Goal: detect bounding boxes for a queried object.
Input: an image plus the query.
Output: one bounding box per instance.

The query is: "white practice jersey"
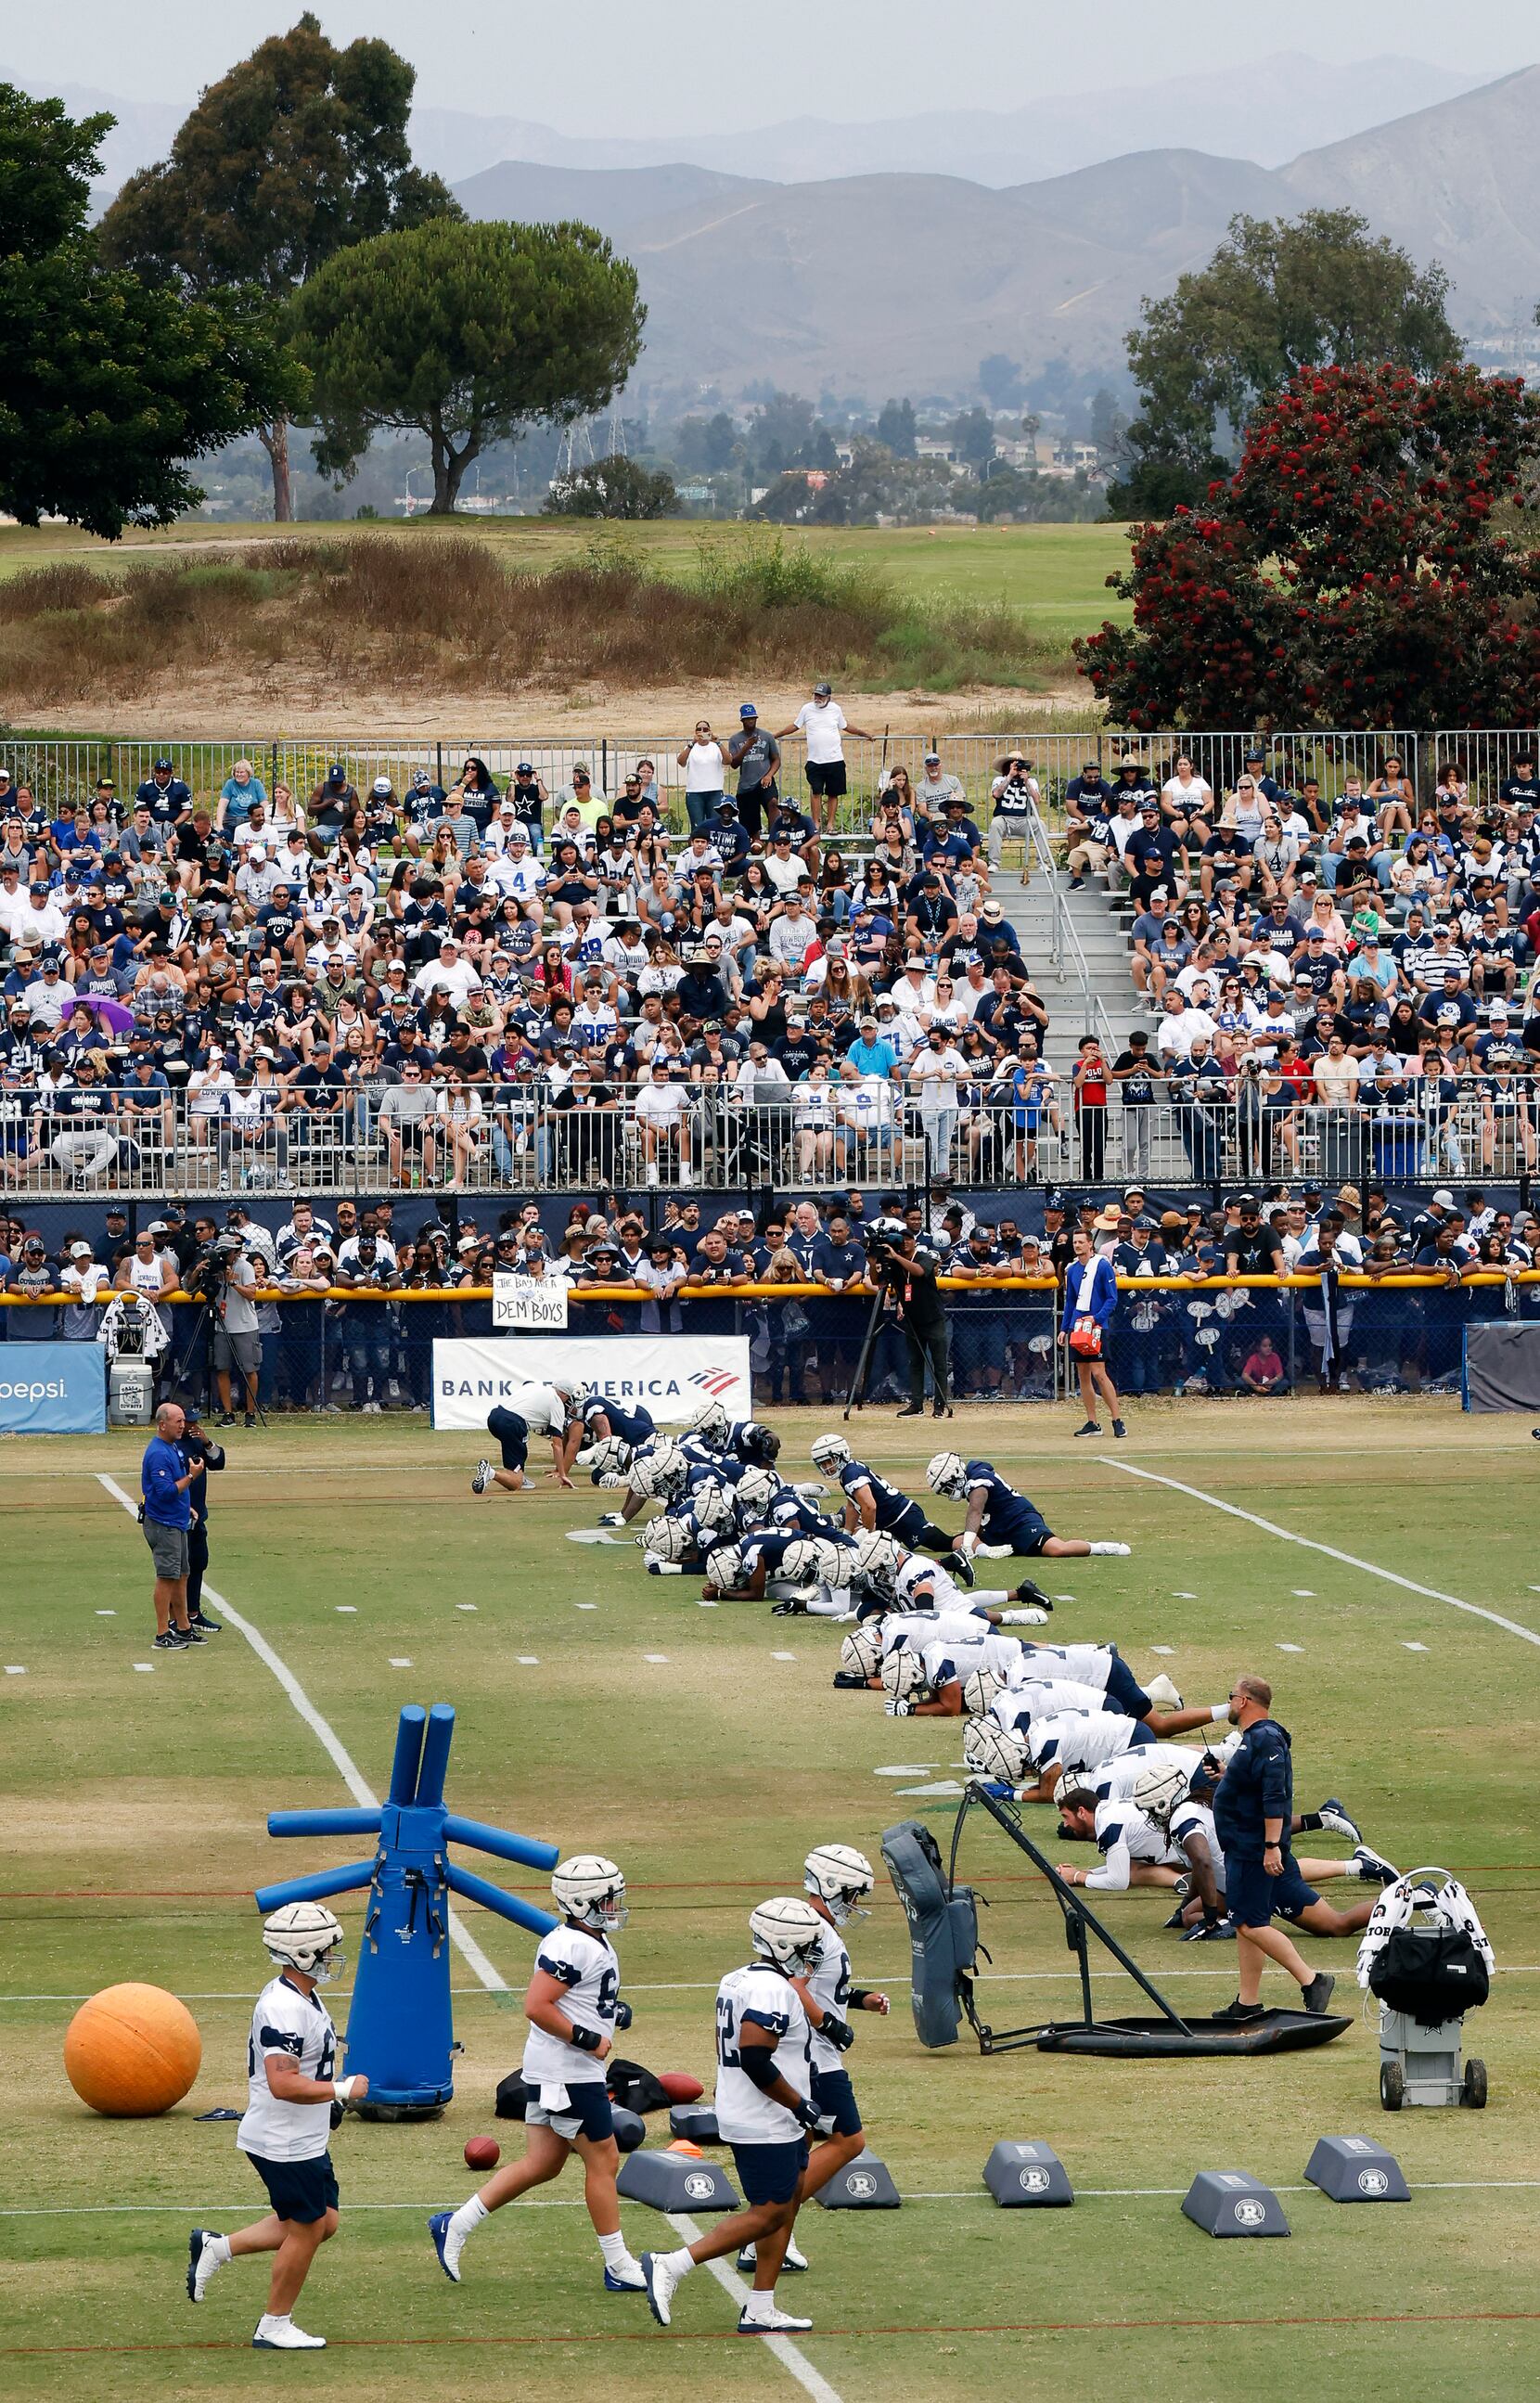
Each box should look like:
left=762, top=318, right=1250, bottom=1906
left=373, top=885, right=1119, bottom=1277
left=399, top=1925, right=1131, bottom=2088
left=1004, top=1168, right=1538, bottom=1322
left=510, top=1381, right=571, bottom=1438
left=880, top=1606, right=987, bottom=1659
left=522, top=1922, right=621, bottom=2088
left=1091, top=1742, right=1205, bottom=1805
left=919, top=1631, right=1020, bottom=1690
left=1000, top=1675, right=1108, bottom=1725
left=1171, top=1796, right=1226, bottom=1893
left=805, top=1918, right=853, bottom=2075
left=1015, top=1642, right=1115, bottom=1693
left=237, top=1973, right=337, bottom=2164
left=713, top=1961, right=812, bottom=2143
left=1083, top=1795, right=1177, bottom=1893
left=892, top=1553, right=977, bottom=1615
left=1031, top=1711, right=1148, bottom=1777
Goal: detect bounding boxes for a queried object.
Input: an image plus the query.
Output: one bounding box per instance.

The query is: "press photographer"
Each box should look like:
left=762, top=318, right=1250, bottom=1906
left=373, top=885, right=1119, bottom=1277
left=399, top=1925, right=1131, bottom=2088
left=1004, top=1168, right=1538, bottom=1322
left=863, top=1216, right=953, bottom=1420
left=190, top=1230, right=263, bottom=1429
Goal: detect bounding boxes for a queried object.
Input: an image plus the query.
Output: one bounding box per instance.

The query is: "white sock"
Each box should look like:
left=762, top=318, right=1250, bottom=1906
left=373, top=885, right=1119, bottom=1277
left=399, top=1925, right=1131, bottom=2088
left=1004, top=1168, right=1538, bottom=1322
left=256, top=2313, right=290, bottom=2333
left=597, top=2230, right=635, bottom=2269
left=449, top=2194, right=490, bottom=2242
left=662, top=2246, right=695, bottom=2279
left=742, top=2283, right=776, bottom=2319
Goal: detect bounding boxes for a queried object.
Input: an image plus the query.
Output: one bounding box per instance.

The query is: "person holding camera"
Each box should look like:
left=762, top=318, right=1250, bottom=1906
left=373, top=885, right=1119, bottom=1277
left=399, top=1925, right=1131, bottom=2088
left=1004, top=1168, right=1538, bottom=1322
left=208, top=1235, right=263, bottom=1429
left=866, top=1218, right=953, bottom=1420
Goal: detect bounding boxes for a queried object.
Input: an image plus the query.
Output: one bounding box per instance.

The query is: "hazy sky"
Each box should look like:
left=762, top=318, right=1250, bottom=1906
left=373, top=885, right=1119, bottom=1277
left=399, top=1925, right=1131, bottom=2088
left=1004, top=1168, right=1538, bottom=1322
left=5, top=0, right=1527, bottom=126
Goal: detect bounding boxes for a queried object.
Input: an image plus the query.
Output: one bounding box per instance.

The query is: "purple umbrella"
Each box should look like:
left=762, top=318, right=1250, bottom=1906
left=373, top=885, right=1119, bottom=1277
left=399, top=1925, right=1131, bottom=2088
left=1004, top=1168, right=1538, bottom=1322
left=76, top=995, right=135, bottom=1038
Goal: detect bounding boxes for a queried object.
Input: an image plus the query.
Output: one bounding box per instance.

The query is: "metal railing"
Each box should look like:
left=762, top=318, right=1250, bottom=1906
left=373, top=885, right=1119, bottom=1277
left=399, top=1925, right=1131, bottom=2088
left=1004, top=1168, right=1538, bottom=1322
left=4, top=1082, right=1536, bottom=1201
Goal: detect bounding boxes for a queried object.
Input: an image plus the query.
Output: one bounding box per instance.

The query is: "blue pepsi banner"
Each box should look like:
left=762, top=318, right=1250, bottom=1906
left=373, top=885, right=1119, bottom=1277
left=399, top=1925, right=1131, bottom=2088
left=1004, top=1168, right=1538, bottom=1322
left=0, top=1343, right=108, bottom=1434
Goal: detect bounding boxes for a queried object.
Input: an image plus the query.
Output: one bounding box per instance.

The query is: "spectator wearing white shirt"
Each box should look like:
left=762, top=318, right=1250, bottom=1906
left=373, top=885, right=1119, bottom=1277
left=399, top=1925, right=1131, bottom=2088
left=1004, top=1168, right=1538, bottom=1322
left=1155, top=991, right=1219, bottom=1064
left=768, top=895, right=818, bottom=973
left=633, top=1061, right=691, bottom=1187
left=908, top=1029, right=968, bottom=1174
left=411, top=938, right=480, bottom=1009
left=776, top=682, right=874, bottom=835
left=677, top=721, right=728, bottom=834
left=760, top=830, right=806, bottom=897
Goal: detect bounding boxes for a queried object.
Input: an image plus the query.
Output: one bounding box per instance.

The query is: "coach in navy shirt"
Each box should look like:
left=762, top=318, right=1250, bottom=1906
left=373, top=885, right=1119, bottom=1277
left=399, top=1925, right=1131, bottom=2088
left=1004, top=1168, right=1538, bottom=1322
left=1213, top=1674, right=1336, bottom=2023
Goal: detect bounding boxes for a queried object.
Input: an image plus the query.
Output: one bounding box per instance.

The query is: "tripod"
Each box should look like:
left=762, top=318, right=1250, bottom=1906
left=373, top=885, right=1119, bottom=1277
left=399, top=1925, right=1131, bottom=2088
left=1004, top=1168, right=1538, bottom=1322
left=841, top=1283, right=888, bottom=1419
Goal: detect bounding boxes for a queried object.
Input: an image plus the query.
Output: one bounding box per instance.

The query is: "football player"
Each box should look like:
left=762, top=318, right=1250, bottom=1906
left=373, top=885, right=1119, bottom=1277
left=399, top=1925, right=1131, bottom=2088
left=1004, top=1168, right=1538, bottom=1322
left=1129, top=1761, right=1397, bottom=1939
left=811, top=1433, right=961, bottom=1559
left=852, top=1528, right=1054, bottom=1622
left=430, top=1857, right=643, bottom=2294
left=704, top=1527, right=857, bottom=1614
left=643, top=1898, right=824, bottom=2337
left=564, top=1387, right=656, bottom=1476
left=186, top=1902, right=366, bottom=2350
left=774, top=1847, right=890, bottom=2246
left=597, top=1437, right=688, bottom=1530
left=926, top=1450, right=1132, bottom=1561
left=471, top=1382, right=577, bottom=1496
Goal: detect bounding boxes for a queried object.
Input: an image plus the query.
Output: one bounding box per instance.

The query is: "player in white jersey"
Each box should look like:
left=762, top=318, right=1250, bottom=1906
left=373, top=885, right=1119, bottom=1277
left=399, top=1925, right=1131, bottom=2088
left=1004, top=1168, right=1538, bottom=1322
left=471, top=1381, right=577, bottom=1496
left=643, top=1898, right=825, bottom=2338
left=882, top=1629, right=1026, bottom=1716
left=1000, top=1650, right=1227, bottom=1741
left=186, top=1903, right=366, bottom=2351
left=430, top=1857, right=642, bottom=2292
left=1143, top=1767, right=1397, bottom=1941
left=1054, top=1788, right=1187, bottom=1893
left=876, top=1539, right=1052, bottom=1624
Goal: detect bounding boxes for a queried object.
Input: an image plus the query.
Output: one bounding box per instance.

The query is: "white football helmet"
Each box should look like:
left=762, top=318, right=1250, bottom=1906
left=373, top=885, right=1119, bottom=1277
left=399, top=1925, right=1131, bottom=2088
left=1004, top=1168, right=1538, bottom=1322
left=734, top=1465, right=779, bottom=1518
left=1132, top=1760, right=1195, bottom=1831
left=262, top=1900, right=345, bottom=1982
left=705, top=1542, right=744, bottom=1591
left=642, top=1514, right=692, bottom=1563
left=748, top=1894, right=824, bottom=1972
left=784, top=1534, right=844, bottom=1587
left=804, top=1843, right=874, bottom=1924
left=689, top=1481, right=736, bottom=1535
left=963, top=1717, right=1029, bottom=1783
left=551, top=1854, right=628, bottom=1932
left=927, top=1450, right=967, bottom=1497
left=810, top=1432, right=852, bottom=1472
left=853, top=1526, right=902, bottom=1586
left=687, top=1396, right=731, bottom=1446
left=582, top=1435, right=632, bottom=1476
left=882, top=1650, right=929, bottom=1703
left=629, top=1439, right=686, bottom=1501
left=960, top=1665, right=1005, bottom=1716
left=841, top=1626, right=882, bottom=1679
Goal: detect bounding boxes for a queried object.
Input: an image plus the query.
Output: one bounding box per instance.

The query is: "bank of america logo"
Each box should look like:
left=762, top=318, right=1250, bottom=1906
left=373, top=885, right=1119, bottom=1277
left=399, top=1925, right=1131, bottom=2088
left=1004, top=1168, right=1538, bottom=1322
left=689, top=1368, right=740, bottom=1396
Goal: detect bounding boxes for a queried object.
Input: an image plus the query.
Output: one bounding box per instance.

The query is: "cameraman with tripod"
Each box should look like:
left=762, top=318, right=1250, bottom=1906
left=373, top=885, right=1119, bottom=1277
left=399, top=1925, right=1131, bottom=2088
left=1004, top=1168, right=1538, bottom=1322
left=194, top=1230, right=263, bottom=1430
left=860, top=1217, right=953, bottom=1420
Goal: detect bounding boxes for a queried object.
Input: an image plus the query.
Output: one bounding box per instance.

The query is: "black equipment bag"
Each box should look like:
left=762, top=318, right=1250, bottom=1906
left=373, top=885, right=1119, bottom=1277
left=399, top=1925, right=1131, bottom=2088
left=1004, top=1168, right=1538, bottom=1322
left=881, top=1818, right=978, bottom=2049
left=1368, top=1927, right=1490, bottom=2026
left=495, top=2055, right=674, bottom=2119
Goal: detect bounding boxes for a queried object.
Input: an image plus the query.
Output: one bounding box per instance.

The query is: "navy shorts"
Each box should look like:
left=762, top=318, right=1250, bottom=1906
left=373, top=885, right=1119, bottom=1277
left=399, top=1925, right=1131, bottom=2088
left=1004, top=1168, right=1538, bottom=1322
left=525, top=2079, right=614, bottom=2143
left=995, top=1509, right=1052, bottom=1557
left=1105, top=1659, right=1152, bottom=1719
left=1227, top=1852, right=1319, bottom=1930
left=810, top=2066, right=862, bottom=2138
left=245, top=2148, right=339, bottom=2225
left=730, top=2137, right=808, bottom=2206
left=486, top=1407, right=528, bottom=1472
left=886, top=1498, right=928, bottom=1548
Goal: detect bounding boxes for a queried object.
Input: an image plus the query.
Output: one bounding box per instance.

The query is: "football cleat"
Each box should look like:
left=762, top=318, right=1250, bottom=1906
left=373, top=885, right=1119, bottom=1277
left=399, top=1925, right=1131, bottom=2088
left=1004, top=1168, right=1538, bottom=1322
left=252, top=2321, right=327, bottom=2348
left=429, top=2210, right=462, bottom=2281
left=1353, top=1844, right=1400, bottom=1886
left=1317, top=1798, right=1362, bottom=1844
left=738, top=2235, right=808, bottom=2272
left=641, top=2251, right=680, bottom=2326
left=470, top=1459, right=492, bottom=1495
left=597, top=1510, right=626, bottom=1527
left=1180, top=1916, right=1236, bottom=1942
left=738, top=2306, right=814, bottom=2333
left=187, top=2228, right=224, bottom=2302
left=603, top=2259, right=647, bottom=2292
left=942, top=1548, right=975, bottom=1587
left=1145, top=1673, right=1184, bottom=1711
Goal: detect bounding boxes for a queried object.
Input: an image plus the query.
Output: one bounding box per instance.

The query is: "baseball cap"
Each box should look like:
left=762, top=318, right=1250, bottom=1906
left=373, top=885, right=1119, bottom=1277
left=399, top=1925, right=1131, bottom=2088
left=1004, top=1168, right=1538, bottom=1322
left=68, top=1240, right=93, bottom=1258
left=813, top=680, right=832, bottom=698
left=739, top=703, right=758, bottom=719
left=153, top=756, right=173, bottom=772
left=923, top=750, right=941, bottom=765
left=327, top=762, right=348, bottom=786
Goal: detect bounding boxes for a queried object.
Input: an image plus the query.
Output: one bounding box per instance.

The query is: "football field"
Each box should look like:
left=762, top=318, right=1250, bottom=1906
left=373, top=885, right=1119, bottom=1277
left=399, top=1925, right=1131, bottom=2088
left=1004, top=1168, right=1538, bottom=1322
left=4, top=1399, right=1539, bottom=2402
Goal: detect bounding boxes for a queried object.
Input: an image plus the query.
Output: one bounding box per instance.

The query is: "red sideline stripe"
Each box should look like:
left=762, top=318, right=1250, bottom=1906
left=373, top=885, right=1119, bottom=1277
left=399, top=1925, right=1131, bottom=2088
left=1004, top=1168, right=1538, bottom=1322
left=7, top=2307, right=1540, bottom=2358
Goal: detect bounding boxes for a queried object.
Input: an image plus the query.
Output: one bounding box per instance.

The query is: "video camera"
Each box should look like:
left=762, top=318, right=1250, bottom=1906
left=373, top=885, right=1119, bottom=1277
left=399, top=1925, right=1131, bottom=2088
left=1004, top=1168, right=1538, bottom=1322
left=861, top=1215, right=910, bottom=1264
left=185, top=1228, right=246, bottom=1298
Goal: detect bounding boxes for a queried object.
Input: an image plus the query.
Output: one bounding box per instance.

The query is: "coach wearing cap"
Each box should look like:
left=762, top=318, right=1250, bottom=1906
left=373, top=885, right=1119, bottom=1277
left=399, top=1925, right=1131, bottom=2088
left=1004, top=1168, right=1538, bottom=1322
left=1213, top=1674, right=1337, bottom=2022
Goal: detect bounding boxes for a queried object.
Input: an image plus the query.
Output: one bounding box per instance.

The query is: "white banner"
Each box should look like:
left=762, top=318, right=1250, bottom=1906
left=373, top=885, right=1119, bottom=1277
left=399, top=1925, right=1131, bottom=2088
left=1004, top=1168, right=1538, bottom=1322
left=430, top=1336, right=751, bottom=1432
left=492, top=1275, right=569, bottom=1331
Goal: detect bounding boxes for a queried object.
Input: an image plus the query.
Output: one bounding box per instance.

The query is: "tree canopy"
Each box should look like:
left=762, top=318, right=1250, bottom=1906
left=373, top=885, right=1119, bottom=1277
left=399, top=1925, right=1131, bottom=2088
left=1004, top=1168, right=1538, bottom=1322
left=1108, top=208, right=1461, bottom=516
left=1078, top=362, right=1540, bottom=729
left=290, top=218, right=646, bottom=514
left=0, top=84, right=303, bottom=538
left=544, top=455, right=678, bottom=519
left=96, top=11, right=459, bottom=518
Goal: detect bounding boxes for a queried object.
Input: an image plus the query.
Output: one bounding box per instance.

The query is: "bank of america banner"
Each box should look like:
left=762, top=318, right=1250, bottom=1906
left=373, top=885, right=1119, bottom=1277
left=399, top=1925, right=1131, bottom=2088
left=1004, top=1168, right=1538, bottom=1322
left=430, top=1336, right=751, bottom=1431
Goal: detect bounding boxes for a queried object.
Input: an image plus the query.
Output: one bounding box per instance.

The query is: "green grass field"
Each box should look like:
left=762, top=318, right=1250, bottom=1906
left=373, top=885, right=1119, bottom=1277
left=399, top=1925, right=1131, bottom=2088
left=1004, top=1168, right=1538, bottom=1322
left=5, top=1398, right=1538, bottom=2401
left=0, top=518, right=1134, bottom=649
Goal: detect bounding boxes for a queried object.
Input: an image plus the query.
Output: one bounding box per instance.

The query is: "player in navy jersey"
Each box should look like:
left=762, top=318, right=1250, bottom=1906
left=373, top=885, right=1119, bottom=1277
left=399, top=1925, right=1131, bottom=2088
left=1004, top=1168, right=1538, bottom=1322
left=810, top=1432, right=960, bottom=1556
left=430, top=1857, right=643, bottom=2294
left=927, top=1451, right=1131, bottom=1562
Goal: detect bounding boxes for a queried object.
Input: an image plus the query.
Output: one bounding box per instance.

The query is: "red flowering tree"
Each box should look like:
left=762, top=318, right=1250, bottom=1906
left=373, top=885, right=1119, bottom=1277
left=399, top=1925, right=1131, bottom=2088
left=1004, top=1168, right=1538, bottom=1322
left=1077, top=363, right=1540, bottom=729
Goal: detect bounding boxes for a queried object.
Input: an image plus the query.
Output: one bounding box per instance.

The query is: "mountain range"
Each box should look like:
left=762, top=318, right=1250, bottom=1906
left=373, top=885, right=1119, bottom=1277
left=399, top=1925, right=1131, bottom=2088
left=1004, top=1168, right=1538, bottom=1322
left=451, top=69, right=1540, bottom=397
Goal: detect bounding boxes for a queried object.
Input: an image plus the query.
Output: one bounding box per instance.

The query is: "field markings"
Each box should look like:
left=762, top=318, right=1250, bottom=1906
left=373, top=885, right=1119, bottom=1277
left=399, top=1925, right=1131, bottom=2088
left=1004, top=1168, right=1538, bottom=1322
left=93, top=1474, right=510, bottom=1995
left=1096, top=1460, right=1540, bottom=1651
left=90, top=1472, right=842, bottom=2403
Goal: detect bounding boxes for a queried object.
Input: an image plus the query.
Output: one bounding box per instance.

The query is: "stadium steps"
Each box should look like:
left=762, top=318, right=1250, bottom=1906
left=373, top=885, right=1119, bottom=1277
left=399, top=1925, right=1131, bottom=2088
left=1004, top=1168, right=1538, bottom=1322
left=999, top=866, right=1142, bottom=1055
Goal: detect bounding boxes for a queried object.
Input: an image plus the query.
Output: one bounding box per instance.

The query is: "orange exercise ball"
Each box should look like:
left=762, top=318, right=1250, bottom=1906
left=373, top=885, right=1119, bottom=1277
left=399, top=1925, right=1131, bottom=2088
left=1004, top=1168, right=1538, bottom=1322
left=64, top=1982, right=202, bottom=2117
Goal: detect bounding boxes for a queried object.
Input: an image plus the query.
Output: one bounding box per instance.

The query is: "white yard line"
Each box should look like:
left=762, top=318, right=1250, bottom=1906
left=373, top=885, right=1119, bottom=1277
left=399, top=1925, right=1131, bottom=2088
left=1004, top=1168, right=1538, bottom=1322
left=1096, top=1459, right=1540, bottom=1651
left=92, top=1475, right=842, bottom=2403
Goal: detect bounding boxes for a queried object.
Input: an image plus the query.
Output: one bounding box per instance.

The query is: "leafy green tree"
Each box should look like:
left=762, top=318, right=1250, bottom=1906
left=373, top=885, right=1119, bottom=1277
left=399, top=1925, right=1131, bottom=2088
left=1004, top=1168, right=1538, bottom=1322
left=0, top=84, right=303, bottom=537
left=876, top=397, right=917, bottom=458
left=290, top=218, right=645, bottom=514
left=749, top=392, right=816, bottom=480
left=977, top=353, right=1024, bottom=410
left=544, top=455, right=678, bottom=519
left=96, top=11, right=459, bottom=520
left=948, top=405, right=997, bottom=471
left=1109, top=208, right=1460, bottom=516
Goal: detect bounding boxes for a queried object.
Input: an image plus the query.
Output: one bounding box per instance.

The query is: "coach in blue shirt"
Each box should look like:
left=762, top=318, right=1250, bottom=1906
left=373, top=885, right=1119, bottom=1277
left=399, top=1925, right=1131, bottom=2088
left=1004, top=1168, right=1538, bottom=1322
left=1213, top=1674, right=1336, bottom=2023
left=139, top=1401, right=205, bottom=1652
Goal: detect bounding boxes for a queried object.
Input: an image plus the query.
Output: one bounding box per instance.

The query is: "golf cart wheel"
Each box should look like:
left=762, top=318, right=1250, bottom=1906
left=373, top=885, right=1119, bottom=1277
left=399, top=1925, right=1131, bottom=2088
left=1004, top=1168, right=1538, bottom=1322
left=1463, top=2058, right=1487, bottom=2110
left=1380, top=2061, right=1405, bottom=2111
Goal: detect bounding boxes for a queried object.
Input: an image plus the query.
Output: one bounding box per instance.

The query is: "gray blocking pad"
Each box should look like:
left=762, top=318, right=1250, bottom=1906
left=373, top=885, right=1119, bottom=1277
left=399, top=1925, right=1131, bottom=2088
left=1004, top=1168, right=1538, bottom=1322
left=982, top=2139, right=1074, bottom=2207
left=813, top=2148, right=901, bottom=2210
left=616, top=2149, right=739, bottom=2213
left=1181, top=2169, right=1291, bottom=2237
left=668, top=2103, right=721, bottom=2144
left=1304, top=2135, right=1410, bottom=2202
left=610, top=2104, right=646, bottom=2153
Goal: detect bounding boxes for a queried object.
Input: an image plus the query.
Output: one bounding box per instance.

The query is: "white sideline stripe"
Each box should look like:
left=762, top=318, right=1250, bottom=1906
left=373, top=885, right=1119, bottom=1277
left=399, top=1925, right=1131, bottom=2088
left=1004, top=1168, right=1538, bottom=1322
left=93, top=1473, right=841, bottom=2403
left=1096, top=1460, right=1540, bottom=1651
left=666, top=2215, right=843, bottom=2403
left=93, top=1475, right=509, bottom=1995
